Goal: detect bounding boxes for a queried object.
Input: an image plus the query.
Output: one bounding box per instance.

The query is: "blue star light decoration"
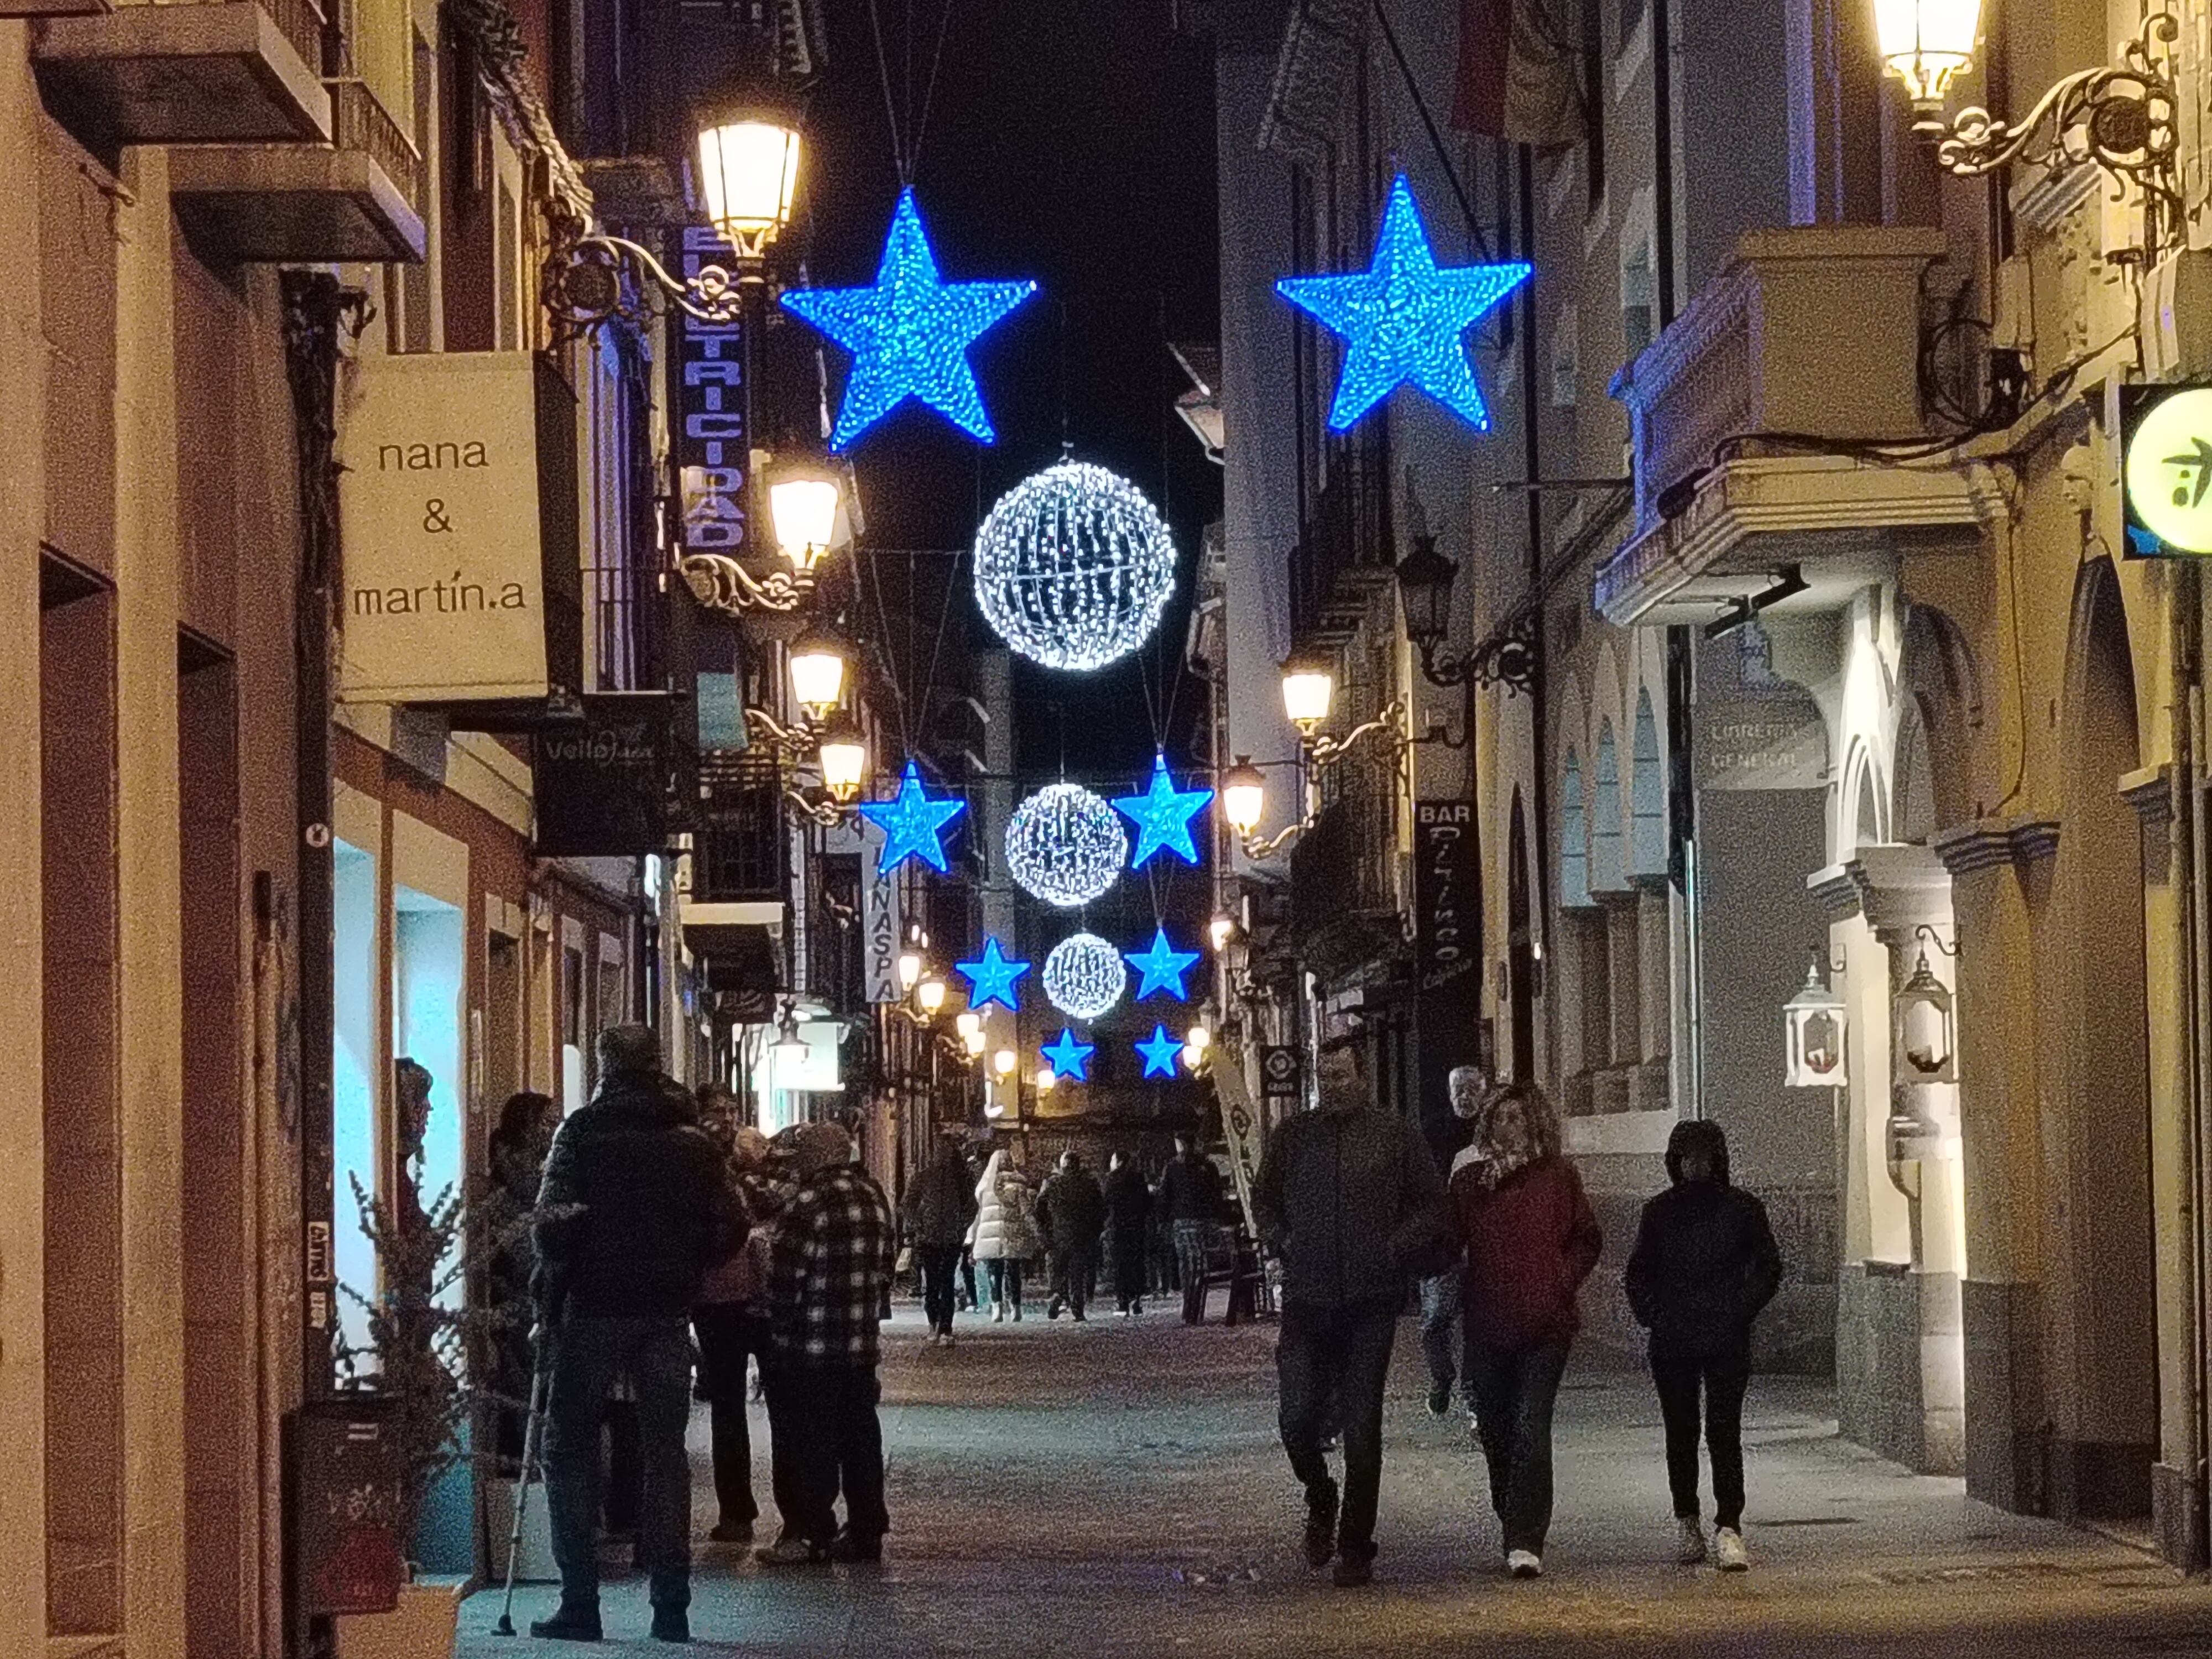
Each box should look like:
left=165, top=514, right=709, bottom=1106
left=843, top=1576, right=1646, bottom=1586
left=1041, top=1027, right=1095, bottom=1082
left=1126, top=926, right=1201, bottom=1003
left=856, top=761, right=966, bottom=874
left=1112, top=753, right=1214, bottom=868
left=1275, top=174, right=1531, bottom=432
left=779, top=189, right=1037, bottom=451
left=1135, top=1024, right=1184, bottom=1080
left=954, top=937, right=1031, bottom=1013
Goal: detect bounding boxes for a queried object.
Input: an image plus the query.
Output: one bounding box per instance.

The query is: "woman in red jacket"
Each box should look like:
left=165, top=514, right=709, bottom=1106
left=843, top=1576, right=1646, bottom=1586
left=1449, top=1082, right=1601, bottom=1579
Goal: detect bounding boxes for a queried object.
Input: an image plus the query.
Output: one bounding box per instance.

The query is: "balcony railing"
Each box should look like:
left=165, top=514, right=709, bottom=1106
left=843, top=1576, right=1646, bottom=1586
left=327, top=75, right=421, bottom=211
left=692, top=779, right=786, bottom=904
left=35, top=0, right=334, bottom=144
left=586, top=561, right=671, bottom=695
left=1287, top=430, right=1393, bottom=648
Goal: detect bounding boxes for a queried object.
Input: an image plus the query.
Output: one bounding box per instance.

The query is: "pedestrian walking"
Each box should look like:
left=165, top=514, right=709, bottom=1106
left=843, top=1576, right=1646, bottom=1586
left=1103, top=1151, right=1153, bottom=1316
left=1450, top=1081, right=1602, bottom=1581
left=529, top=1025, right=742, bottom=1645
left=1251, top=1041, right=1451, bottom=1588
left=693, top=1109, right=780, bottom=1546
left=1159, top=1133, right=1225, bottom=1324
left=1419, top=1065, right=1489, bottom=1419
left=1624, top=1118, right=1783, bottom=1573
left=971, top=1148, right=1039, bottom=1321
left=1037, top=1151, right=1107, bottom=1321
left=902, top=1136, right=979, bottom=1347
left=760, top=1121, right=898, bottom=1566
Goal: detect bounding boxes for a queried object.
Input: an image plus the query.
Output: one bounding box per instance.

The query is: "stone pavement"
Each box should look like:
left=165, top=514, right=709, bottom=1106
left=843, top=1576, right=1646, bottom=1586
left=457, top=1305, right=2212, bottom=1656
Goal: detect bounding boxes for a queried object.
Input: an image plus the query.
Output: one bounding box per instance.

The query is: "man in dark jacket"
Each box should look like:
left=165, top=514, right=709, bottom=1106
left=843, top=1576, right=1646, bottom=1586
left=1036, top=1151, right=1108, bottom=1320
left=1159, top=1134, right=1225, bottom=1323
left=1101, top=1151, right=1153, bottom=1316
left=901, top=1136, right=979, bottom=1345
left=531, top=1025, right=743, bottom=1644
left=1624, top=1118, right=1783, bottom=1573
left=1252, top=1041, right=1451, bottom=1588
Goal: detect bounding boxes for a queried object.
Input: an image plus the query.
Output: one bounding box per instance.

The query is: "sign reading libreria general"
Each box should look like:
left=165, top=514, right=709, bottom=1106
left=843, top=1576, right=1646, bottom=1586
left=335, top=352, right=550, bottom=702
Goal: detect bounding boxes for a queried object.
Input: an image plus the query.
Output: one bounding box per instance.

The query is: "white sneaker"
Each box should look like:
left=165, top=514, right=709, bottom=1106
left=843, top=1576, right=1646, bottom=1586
left=1676, top=1517, right=1707, bottom=1565
left=941, top=1332, right=956, bottom=1350
left=1506, top=1549, right=1543, bottom=1579
left=991, top=1306, right=1004, bottom=1323
left=1714, top=1527, right=1749, bottom=1571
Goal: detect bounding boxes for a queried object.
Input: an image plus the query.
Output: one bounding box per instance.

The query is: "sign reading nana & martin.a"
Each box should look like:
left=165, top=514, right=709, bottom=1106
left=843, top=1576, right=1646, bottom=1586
left=334, top=352, right=556, bottom=703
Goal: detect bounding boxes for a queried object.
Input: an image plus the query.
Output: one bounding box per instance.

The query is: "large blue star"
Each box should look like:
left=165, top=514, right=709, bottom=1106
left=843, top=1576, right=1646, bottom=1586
left=1112, top=753, right=1214, bottom=868
left=856, top=761, right=966, bottom=874
left=954, top=937, right=1030, bottom=1013
left=779, top=189, right=1037, bottom=451
left=1126, top=926, right=1201, bottom=1002
left=1135, top=1024, right=1183, bottom=1080
left=1276, top=174, right=1531, bottom=432
left=1041, top=1026, right=1095, bottom=1082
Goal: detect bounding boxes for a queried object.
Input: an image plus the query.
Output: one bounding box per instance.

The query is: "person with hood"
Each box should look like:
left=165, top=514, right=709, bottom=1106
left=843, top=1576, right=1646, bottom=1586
left=1419, top=1063, right=1489, bottom=1418
left=1159, top=1133, right=1226, bottom=1324
left=1450, top=1080, right=1601, bottom=1582
left=531, top=1025, right=742, bottom=1645
left=761, top=1120, right=898, bottom=1566
left=1624, top=1118, right=1783, bottom=1573
left=1102, top=1150, right=1154, bottom=1316
left=1036, top=1150, right=1108, bottom=1321
left=1251, top=1040, right=1451, bottom=1588
left=902, top=1136, right=979, bottom=1347
left=971, top=1147, right=1040, bottom=1320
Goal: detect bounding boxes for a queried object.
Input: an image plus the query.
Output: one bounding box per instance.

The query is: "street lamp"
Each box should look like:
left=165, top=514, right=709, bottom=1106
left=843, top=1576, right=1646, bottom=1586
left=992, top=1047, right=1018, bottom=1079
left=1782, top=955, right=1848, bottom=1088
left=695, top=111, right=802, bottom=260
left=1893, top=926, right=1958, bottom=1085
left=962, top=1026, right=988, bottom=1059
left=955, top=1010, right=982, bottom=1041
left=1034, top=1064, right=1057, bottom=1095
left=1222, top=757, right=1267, bottom=837
left=1209, top=912, right=1235, bottom=952
left=768, top=457, right=848, bottom=576
left=917, top=975, right=948, bottom=1017
left=1872, top=0, right=1981, bottom=116
left=814, top=716, right=867, bottom=803
left=1393, top=535, right=1538, bottom=693
left=786, top=625, right=849, bottom=719
left=1186, top=1024, right=1211, bottom=1053
left=1280, top=651, right=1336, bottom=733
left=897, top=951, right=924, bottom=993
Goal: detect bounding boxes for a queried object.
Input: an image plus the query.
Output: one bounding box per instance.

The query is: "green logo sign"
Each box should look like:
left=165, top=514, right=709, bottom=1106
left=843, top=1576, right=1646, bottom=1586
left=2124, top=384, right=2212, bottom=555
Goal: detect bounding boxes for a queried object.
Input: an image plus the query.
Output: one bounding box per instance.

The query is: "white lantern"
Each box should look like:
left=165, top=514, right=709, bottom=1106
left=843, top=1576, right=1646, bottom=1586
left=1782, top=959, right=1848, bottom=1089
left=1874, top=0, right=1983, bottom=112
left=1892, top=941, right=1957, bottom=1085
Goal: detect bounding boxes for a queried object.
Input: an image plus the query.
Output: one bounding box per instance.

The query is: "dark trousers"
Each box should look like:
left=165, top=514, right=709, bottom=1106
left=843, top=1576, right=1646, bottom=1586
left=602, top=1400, right=640, bottom=1535
left=778, top=1360, right=889, bottom=1545
left=1111, top=1240, right=1147, bottom=1311
left=917, top=1244, right=963, bottom=1335
left=1276, top=1297, right=1397, bottom=1560
left=1174, top=1220, right=1209, bottom=1323
left=1652, top=1345, right=1752, bottom=1529
left=1463, top=1337, right=1572, bottom=1556
left=692, top=1304, right=771, bottom=1528
left=984, top=1257, right=1024, bottom=1308
left=1050, top=1244, right=1098, bottom=1314
left=1417, top=1269, right=1463, bottom=1395
left=544, top=1316, right=693, bottom=1612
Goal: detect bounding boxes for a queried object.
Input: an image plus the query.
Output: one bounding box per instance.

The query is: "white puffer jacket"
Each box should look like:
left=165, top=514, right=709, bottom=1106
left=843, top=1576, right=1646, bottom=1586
left=969, top=1150, right=1042, bottom=1261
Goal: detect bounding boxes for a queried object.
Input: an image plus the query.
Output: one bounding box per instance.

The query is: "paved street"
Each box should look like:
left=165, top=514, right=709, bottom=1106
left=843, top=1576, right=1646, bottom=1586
left=457, top=1307, right=2212, bottom=1657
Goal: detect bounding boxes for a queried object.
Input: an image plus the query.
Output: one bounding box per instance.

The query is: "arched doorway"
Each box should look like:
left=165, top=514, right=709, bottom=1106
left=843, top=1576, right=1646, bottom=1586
left=2047, top=557, right=2154, bottom=1521
left=1507, top=788, right=1536, bottom=1082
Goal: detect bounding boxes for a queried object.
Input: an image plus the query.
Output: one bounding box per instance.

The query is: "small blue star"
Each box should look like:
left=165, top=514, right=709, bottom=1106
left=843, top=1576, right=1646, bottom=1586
left=856, top=761, right=966, bottom=874
left=954, top=937, right=1031, bottom=1013
left=1135, top=1024, right=1183, bottom=1079
left=780, top=189, right=1038, bottom=451
left=1041, top=1027, right=1095, bottom=1081
left=1276, top=174, right=1531, bottom=432
left=1126, top=927, right=1201, bottom=1002
left=1112, top=753, right=1214, bottom=868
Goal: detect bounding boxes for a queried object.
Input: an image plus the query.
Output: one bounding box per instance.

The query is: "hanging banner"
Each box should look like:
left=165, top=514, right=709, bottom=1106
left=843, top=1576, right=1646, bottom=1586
left=1212, top=1044, right=1266, bottom=1237
left=335, top=352, right=552, bottom=702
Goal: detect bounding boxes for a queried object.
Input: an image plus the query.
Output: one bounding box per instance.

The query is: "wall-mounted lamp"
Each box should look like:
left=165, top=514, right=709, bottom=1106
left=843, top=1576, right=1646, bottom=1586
left=1782, top=952, right=1848, bottom=1088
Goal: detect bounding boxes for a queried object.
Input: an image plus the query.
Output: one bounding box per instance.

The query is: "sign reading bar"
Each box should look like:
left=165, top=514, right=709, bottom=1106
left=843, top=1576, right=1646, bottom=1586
left=1412, top=800, right=1478, bottom=993
left=335, top=353, right=551, bottom=702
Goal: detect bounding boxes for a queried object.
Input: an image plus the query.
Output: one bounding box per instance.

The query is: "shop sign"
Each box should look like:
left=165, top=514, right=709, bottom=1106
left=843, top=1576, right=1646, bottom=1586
left=335, top=352, right=551, bottom=702
left=823, top=815, right=902, bottom=1003
left=677, top=226, right=749, bottom=555
left=2122, top=384, right=2212, bottom=556
left=1412, top=800, right=1478, bottom=992
left=533, top=697, right=670, bottom=856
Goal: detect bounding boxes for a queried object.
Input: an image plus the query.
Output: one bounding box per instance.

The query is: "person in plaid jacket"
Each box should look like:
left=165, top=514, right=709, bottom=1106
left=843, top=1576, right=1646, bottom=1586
left=759, top=1120, right=896, bottom=1564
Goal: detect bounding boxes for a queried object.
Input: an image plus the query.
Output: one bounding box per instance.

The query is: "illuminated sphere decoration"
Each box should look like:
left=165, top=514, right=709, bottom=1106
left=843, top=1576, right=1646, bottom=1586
left=972, top=462, right=1177, bottom=671
left=1005, top=783, right=1128, bottom=909
left=1042, top=932, right=1128, bottom=1022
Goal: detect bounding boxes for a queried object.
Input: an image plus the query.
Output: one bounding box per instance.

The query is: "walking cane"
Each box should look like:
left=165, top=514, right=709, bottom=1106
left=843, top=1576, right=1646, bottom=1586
left=492, top=1337, right=551, bottom=1638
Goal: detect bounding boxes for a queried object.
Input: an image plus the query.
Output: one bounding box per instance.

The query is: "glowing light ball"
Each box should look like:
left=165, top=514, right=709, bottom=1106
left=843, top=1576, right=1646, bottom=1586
left=972, top=461, right=1177, bottom=671
left=1005, top=783, right=1128, bottom=909
left=1042, top=932, right=1128, bottom=1022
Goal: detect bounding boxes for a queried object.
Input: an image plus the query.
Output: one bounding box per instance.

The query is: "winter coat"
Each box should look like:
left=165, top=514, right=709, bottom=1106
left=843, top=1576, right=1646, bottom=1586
left=698, top=1164, right=787, bottom=1306
left=1451, top=1154, right=1604, bottom=1353
left=902, top=1144, right=981, bottom=1249
left=1157, top=1150, right=1224, bottom=1223
left=1036, top=1165, right=1108, bottom=1252
left=1625, top=1178, right=1783, bottom=1359
left=534, top=1068, right=744, bottom=1321
left=1250, top=1098, right=1451, bottom=1311
left=970, top=1152, right=1041, bottom=1261
left=1102, top=1164, right=1152, bottom=1258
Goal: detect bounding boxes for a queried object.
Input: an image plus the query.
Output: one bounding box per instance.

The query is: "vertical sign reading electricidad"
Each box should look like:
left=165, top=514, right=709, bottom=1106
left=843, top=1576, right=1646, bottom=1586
left=678, top=225, right=747, bottom=555
left=333, top=352, right=551, bottom=702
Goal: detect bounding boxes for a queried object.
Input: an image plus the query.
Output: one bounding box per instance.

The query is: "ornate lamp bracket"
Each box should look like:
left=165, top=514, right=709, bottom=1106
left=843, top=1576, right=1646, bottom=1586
left=1927, top=12, right=2183, bottom=254
left=541, top=202, right=758, bottom=336
left=680, top=555, right=814, bottom=616
left=1417, top=606, right=1539, bottom=695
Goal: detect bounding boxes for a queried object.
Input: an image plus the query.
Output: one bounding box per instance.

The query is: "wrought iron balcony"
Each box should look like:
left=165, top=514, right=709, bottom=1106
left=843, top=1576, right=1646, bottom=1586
left=169, top=76, right=426, bottom=263
left=1287, top=431, right=1394, bottom=649
left=36, top=0, right=332, bottom=143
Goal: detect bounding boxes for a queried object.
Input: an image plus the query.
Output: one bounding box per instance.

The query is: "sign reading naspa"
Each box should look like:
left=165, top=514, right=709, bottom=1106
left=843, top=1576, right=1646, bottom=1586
left=335, top=353, right=551, bottom=702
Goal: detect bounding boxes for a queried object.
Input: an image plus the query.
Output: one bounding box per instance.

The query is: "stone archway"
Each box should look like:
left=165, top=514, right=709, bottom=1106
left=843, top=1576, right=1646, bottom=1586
left=2044, top=557, right=2154, bottom=1522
